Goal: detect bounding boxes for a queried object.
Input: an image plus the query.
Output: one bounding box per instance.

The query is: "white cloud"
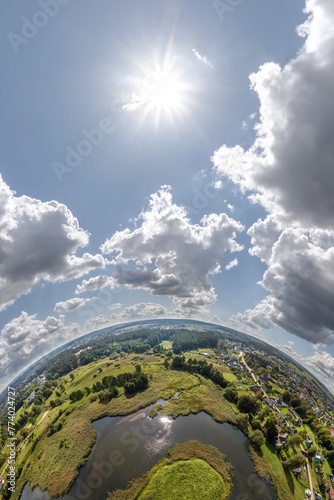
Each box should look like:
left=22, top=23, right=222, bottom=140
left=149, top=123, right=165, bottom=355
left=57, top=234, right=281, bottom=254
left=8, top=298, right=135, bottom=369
left=110, top=302, right=170, bottom=323
left=0, top=312, right=79, bottom=387
left=212, top=0, right=334, bottom=346
left=108, top=302, right=122, bottom=311
left=84, top=314, right=111, bottom=331
left=212, top=1, right=334, bottom=228
left=100, top=186, right=244, bottom=312
left=0, top=175, right=105, bottom=311
left=54, top=297, right=94, bottom=313
left=75, top=275, right=116, bottom=294
left=235, top=226, right=334, bottom=345
left=192, top=49, right=214, bottom=69
left=225, top=258, right=239, bottom=271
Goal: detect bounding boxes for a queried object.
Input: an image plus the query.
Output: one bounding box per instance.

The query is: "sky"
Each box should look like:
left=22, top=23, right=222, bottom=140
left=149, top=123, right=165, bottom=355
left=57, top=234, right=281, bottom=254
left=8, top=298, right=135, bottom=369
left=1, top=0, right=334, bottom=394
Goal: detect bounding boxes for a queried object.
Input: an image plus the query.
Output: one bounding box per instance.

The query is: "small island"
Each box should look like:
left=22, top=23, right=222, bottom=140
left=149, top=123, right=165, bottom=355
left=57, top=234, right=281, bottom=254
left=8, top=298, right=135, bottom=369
left=107, top=440, right=232, bottom=500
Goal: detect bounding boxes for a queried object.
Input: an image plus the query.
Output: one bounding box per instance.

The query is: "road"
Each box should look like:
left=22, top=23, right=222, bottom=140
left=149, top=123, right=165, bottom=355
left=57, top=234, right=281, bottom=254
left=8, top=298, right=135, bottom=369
left=239, top=351, right=315, bottom=500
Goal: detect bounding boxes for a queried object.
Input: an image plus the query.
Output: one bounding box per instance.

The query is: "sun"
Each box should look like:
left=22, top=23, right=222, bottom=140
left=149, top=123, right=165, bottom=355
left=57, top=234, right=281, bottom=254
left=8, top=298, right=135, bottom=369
left=123, top=56, right=195, bottom=128
left=142, top=69, right=186, bottom=113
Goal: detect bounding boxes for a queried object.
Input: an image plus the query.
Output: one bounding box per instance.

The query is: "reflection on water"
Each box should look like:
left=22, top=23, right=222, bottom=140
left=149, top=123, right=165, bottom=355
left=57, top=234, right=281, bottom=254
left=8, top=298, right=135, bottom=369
left=20, top=404, right=277, bottom=500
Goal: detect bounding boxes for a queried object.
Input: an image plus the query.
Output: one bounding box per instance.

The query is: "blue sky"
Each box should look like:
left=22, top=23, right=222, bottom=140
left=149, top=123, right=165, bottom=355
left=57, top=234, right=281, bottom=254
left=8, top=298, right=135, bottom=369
left=1, top=0, right=334, bottom=393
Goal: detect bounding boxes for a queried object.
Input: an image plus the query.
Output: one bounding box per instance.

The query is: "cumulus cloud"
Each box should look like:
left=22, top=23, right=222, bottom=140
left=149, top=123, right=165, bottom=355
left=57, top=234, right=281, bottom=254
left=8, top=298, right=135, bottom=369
left=83, top=302, right=170, bottom=332
left=75, top=275, right=116, bottom=294
left=54, top=297, right=94, bottom=313
left=0, top=175, right=105, bottom=311
left=0, top=312, right=79, bottom=387
left=110, top=302, right=169, bottom=323
left=212, top=0, right=334, bottom=345
left=275, top=341, right=334, bottom=394
left=225, top=258, right=239, bottom=271
left=100, top=186, right=244, bottom=312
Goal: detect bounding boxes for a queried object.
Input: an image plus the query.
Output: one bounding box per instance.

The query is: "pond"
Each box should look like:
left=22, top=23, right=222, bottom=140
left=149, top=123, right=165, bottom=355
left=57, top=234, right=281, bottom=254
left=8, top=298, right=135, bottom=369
left=20, top=404, right=277, bottom=500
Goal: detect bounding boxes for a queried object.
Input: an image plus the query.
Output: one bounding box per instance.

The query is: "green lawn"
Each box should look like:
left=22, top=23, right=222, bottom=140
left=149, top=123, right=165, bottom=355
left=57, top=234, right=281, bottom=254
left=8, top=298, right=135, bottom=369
left=250, top=442, right=310, bottom=500
left=161, top=340, right=173, bottom=349
left=138, top=458, right=226, bottom=500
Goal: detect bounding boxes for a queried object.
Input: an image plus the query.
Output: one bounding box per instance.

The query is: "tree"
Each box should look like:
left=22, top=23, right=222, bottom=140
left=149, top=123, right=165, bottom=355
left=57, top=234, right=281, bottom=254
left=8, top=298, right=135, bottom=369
left=224, top=387, right=238, bottom=403
left=98, top=388, right=118, bottom=404
left=164, top=358, right=170, bottom=369
left=308, top=444, right=318, bottom=458
left=258, top=407, right=271, bottom=421
left=326, top=449, right=334, bottom=468
left=298, top=429, right=308, bottom=440
left=236, top=413, right=249, bottom=434
left=265, top=414, right=278, bottom=444
left=282, top=390, right=291, bottom=404
left=283, top=454, right=307, bottom=470
left=250, top=429, right=265, bottom=451
left=287, top=434, right=303, bottom=449
left=237, top=395, right=260, bottom=414
left=69, top=390, right=84, bottom=401
left=290, top=396, right=301, bottom=408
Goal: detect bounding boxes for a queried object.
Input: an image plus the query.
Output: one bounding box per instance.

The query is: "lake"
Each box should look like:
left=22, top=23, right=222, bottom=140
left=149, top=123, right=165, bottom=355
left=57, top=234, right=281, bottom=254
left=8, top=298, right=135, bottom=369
left=20, top=403, right=277, bottom=500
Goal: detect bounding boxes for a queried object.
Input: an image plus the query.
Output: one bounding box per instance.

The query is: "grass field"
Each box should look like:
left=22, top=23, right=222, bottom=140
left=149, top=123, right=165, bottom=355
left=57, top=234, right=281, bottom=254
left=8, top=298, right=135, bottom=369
left=249, top=442, right=309, bottom=500
left=137, top=458, right=226, bottom=500
left=10, top=356, right=238, bottom=499
left=161, top=379, right=238, bottom=424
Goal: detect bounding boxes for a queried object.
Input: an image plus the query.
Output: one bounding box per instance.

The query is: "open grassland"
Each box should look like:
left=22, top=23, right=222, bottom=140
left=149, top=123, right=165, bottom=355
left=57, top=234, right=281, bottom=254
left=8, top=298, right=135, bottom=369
left=161, top=379, right=238, bottom=424
left=249, top=443, right=308, bottom=500
left=108, top=440, right=232, bottom=500
left=11, top=356, right=237, bottom=499
left=18, top=414, right=96, bottom=498
left=137, top=458, right=226, bottom=500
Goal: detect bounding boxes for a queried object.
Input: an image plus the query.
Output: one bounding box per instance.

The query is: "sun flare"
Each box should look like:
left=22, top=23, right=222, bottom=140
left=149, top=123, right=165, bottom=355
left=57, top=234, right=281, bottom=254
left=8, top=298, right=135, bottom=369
left=123, top=57, right=195, bottom=128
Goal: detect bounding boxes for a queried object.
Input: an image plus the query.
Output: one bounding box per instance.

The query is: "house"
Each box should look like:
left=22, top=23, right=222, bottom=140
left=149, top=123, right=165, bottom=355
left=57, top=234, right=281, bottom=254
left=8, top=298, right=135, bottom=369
left=289, top=427, right=298, bottom=435
left=292, top=467, right=301, bottom=475
left=314, top=453, right=322, bottom=464
left=28, top=390, right=36, bottom=402
left=264, top=397, right=273, bottom=407
left=301, top=450, right=309, bottom=458
left=328, top=490, right=334, bottom=499
left=306, top=439, right=313, bottom=448
left=294, top=418, right=302, bottom=427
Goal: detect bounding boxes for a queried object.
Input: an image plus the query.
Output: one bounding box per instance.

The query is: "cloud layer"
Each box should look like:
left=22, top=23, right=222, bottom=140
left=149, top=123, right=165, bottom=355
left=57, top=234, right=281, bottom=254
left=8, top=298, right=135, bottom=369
left=100, top=186, right=244, bottom=312
left=0, top=175, right=104, bottom=311
left=0, top=312, right=79, bottom=383
left=212, top=0, right=334, bottom=345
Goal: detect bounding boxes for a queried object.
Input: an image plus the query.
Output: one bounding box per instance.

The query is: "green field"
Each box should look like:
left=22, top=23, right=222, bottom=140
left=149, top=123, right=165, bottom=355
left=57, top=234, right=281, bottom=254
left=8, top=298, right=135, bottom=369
left=137, top=458, right=226, bottom=500
left=8, top=354, right=238, bottom=499
left=1, top=336, right=331, bottom=500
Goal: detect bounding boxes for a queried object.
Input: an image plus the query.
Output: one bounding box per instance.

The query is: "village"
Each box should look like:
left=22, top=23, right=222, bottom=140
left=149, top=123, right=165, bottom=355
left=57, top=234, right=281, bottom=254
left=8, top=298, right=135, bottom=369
left=201, top=337, right=334, bottom=500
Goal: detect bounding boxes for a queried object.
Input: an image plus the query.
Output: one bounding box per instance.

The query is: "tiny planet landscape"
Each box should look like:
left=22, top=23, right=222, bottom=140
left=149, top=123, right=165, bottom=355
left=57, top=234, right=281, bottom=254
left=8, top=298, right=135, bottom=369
left=1, top=0, right=334, bottom=499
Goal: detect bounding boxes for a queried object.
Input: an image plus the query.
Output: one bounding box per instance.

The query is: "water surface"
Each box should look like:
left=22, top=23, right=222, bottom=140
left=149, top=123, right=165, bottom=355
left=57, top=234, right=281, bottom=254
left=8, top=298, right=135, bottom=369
left=20, top=404, right=277, bottom=500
